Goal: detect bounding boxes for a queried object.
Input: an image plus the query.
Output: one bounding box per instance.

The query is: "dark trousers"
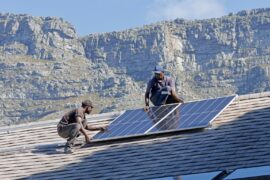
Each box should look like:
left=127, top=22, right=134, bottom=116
left=150, top=86, right=182, bottom=106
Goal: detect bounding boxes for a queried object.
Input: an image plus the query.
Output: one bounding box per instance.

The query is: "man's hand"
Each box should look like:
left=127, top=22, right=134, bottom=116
left=144, top=105, right=150, bottom=112
left=99, top=125, right=107, bottom=132
left=85, top=135, right=91, bottom=144
left=145, top=95, right=150, bottom=112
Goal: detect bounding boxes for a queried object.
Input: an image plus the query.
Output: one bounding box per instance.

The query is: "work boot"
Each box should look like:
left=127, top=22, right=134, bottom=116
left=64, top=142, right=74, bottom=154
left=76, top=133, right=81, bottom=138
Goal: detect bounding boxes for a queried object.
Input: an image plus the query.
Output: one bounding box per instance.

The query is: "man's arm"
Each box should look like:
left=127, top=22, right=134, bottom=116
left=144, top=79, right=152, bottom=111
left=169, top=77, right=176, bottom=91
left=76, top=117, right=91, bottom=143
left=144, top=90, right=151, bottom=112
left=85, top=124, right=107, bottom=131
left=145, top=92, right=150, bottom=107
left=169, top=77, right=184, bottom=104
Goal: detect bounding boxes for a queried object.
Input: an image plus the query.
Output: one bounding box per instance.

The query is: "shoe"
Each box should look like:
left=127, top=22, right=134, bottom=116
left=76, top=133, right=81, bottom=138
left=64, top=144, right=74, bottom=154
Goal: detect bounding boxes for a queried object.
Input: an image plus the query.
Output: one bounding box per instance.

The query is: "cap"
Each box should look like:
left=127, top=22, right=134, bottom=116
left=153, top=65, right=164, bottom=73
left=82, top=100, right=93, bottom=108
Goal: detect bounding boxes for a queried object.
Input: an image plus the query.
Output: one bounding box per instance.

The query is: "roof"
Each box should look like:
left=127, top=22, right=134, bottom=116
left=1, top=92, right=270, bottom=179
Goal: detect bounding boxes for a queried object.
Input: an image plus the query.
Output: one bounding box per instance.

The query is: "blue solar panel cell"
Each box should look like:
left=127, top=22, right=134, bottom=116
left=93, top=104, right=180, bottom=140
left=150, top=171, right=223, bottom=180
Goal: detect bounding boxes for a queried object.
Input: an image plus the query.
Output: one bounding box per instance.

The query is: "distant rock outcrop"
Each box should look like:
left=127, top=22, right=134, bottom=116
left=1, top=9, right=270, bottom=125
left=0, top=13, right=84, bottom=60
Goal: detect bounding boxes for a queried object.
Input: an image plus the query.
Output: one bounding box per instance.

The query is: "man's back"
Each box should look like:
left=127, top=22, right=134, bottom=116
left=61, top=107, right=85, bottom=124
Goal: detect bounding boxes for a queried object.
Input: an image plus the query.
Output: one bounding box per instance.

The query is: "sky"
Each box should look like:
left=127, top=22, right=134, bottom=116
left=1, top=0, right=270, bottom=36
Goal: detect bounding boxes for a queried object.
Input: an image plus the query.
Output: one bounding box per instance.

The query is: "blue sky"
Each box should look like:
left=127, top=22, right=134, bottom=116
left=1, top=0, right=270, bottom=36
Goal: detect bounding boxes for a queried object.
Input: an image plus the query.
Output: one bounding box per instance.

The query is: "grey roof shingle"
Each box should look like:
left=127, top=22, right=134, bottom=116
left=1, top=92, right=270, bottom=179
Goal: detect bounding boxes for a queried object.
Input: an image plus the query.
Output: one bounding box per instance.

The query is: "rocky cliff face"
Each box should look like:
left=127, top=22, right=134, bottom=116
left=1, top=9, right=270, bottom=125
left=82, top=9, right=270, bottom=100
left=0, top=13, right=84, bottom=60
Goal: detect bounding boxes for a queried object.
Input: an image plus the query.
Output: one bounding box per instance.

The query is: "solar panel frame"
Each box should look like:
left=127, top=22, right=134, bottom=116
left=92, top=95, right=237, bottom=142
left=224, top=165, right=270, bottom=179
left=150, top=170, right=224, bottom=180
left=146, top=95, right=237, bottom=134
left=92, top=103, right=181, bottom=141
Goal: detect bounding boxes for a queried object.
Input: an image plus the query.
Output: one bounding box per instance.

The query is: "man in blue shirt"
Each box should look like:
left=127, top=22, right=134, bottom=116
left=145, top=65, right=184, bottom=109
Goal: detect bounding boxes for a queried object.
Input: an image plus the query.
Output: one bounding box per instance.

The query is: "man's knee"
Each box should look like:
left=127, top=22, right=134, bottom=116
left=166, top=86, right=172, bottom=91
left=171, top=92, right=184, bottom=104
left=162, top=86, right=172, bottom=94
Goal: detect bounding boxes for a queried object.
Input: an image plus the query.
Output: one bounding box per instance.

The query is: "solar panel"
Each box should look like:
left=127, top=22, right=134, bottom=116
left=147, top=95, right=236, bottom=133
left=150, top=170, right=223, bottom=180
left=93, top=104, right=180, bottom=140
left=224, top=165, right=270, bottom=179
left=93, top=95, right=236, bottom=141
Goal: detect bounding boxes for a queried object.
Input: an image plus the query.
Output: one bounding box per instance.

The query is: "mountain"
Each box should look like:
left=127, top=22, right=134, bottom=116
left=1, top=8, right=270, bottom=125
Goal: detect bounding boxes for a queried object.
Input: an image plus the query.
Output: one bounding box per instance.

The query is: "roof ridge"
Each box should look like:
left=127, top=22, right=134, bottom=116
left=238, top=91, right=270, bottom=100
left=0, top=111, right=120, bottom=133
left=1, top=92, right=269, bottom=133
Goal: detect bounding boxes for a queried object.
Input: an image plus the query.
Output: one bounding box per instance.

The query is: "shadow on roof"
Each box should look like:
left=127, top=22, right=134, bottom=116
left=26, top=106, right=270, bottom=179
left=31, top=143, right=66, bottom=155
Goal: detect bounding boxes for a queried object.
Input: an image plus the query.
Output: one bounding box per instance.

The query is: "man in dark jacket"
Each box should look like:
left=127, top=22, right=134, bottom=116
left=145, top=65, right=184, bottom=110
left=57, top=100, right=106, bottom=153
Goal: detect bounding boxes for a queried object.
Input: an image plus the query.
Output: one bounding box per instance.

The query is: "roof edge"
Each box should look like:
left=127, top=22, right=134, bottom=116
left=2, top=92, right=270, bottom=132
left=0, top=111, right=121, bottom=133
left=238, top=91, right=270, bottom=100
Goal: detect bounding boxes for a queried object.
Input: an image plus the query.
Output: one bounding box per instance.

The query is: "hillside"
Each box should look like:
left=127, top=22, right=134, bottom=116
left=1, top=9, right=270, bottom=125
